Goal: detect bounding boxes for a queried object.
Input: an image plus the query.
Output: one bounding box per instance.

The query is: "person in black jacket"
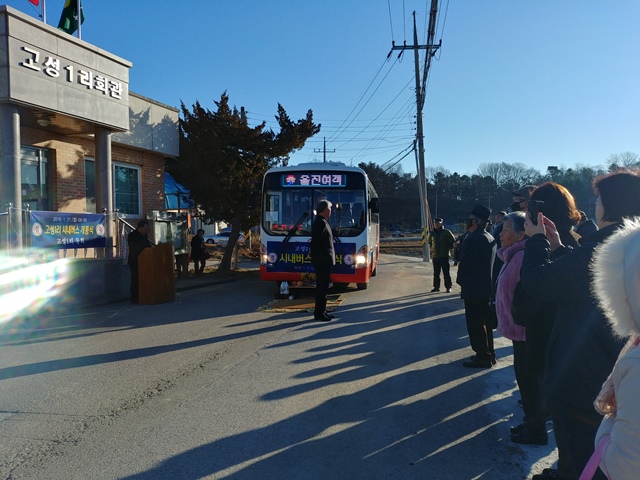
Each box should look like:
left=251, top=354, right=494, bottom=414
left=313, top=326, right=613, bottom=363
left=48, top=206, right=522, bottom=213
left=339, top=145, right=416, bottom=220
left=456, top=205, right=497, bottom=368
left=190, top=229, right=206, bottom=275
left=310, top=200, right=336, bottom=322
left=510, top=183, right=582, bottom=469
left=520, top=170, right=640, bottom=480
left=127, top=219, right=152, bottom=304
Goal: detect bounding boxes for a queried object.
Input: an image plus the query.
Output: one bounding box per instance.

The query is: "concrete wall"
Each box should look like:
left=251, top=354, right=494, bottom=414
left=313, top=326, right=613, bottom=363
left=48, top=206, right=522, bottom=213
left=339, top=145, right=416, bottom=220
left=62, top=257, right=130, bottom=305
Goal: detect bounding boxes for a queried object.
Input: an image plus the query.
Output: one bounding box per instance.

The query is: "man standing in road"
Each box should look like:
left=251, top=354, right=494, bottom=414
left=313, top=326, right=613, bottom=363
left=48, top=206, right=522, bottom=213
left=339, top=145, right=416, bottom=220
left=427, top=217, right=455, bottom=293
left=310, top=200, right=336, bottom=322
left=456, top=205, right=497, bottom=368
left=127, top=219, right=152, bottom=304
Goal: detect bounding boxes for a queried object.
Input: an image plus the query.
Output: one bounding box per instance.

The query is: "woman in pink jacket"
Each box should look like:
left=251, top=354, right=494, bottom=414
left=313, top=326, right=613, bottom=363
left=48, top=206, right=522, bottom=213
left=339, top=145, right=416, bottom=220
left=495, top=212, right=547, bottom=445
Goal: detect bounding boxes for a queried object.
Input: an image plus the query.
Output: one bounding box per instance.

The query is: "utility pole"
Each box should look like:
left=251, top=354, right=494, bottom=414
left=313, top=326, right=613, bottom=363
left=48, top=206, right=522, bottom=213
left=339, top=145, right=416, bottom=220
left=390, top=3, right=440, bottom=262
left=314, top=137, right=335, bottom=163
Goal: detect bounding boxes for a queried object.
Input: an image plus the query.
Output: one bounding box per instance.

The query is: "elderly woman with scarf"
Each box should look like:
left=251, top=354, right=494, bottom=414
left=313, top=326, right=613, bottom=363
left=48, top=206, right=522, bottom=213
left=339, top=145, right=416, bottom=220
left=588, top=218, right=640, bottom=479
left=494, top=212, right=548, bottom=445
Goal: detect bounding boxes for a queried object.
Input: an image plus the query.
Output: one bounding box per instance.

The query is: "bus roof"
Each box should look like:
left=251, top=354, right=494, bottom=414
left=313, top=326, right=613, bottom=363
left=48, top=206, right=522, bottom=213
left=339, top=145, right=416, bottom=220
left=265, top=162, right=367, bottom=174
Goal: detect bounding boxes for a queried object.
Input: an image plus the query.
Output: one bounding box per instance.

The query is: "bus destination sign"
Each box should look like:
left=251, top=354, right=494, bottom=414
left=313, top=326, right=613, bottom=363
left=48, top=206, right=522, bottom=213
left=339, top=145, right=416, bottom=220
left=281, top=173, right=346, bottom=188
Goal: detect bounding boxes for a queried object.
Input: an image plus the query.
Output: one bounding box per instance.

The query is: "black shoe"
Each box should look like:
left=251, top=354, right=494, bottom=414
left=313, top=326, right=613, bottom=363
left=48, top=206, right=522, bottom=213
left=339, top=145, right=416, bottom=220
left=313, top=314, right=332, bottom=322
left=445, top=288, right=451, bottom=293
left=462, top=356, right=492, bottom=368
left=326, top=313, right=336, bottom=319
left=431, top=288, right=440, bottom=292
left=510, top=422, right=526, bottom=435
left=511, top=425, right=548, bottom=445
left=490, top=353, right=496, bottom=365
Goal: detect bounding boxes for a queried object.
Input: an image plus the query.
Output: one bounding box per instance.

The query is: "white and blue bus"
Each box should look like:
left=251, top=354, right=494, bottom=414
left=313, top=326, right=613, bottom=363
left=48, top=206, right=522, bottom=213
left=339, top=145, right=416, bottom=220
left=260, top=162, right=380, bottom=290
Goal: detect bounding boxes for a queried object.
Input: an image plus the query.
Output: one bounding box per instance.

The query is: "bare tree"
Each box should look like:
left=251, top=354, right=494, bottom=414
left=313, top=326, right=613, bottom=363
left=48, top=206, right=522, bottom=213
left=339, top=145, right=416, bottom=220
left=606, top=152, right=640, bottom=169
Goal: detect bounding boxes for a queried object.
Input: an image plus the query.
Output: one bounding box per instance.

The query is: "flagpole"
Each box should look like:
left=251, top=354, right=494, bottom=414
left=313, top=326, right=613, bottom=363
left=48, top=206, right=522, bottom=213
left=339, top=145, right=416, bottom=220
left=41, top=0, right=46, bottom=24
left=76, top=0, right=81, bottom=39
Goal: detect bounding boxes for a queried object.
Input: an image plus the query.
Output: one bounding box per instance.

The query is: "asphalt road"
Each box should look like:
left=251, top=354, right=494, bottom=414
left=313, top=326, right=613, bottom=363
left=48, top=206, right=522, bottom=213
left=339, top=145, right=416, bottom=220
left=0, top=255, right=557, bottom=479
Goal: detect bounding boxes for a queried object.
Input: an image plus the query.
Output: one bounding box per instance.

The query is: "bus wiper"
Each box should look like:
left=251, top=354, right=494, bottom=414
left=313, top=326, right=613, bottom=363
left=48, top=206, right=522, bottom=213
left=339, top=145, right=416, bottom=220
left=283, top=212, right=308, bottom=243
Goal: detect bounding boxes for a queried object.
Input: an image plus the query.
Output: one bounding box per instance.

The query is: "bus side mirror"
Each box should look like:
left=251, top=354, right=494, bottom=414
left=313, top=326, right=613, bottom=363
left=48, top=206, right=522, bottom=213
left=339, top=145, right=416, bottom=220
left=369, top=198, right=380, bottom=213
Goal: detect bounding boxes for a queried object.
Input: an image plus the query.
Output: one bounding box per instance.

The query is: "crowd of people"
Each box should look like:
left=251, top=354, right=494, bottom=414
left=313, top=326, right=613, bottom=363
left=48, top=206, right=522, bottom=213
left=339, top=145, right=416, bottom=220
left=428, top=168, right=640, bottom=480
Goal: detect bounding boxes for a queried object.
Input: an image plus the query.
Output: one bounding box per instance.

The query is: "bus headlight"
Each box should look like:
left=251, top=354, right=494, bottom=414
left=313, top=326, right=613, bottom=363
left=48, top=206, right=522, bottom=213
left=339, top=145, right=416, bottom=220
left=260, top=244, right=268, bottom=266
left=356, top=246, right=368, bottom=268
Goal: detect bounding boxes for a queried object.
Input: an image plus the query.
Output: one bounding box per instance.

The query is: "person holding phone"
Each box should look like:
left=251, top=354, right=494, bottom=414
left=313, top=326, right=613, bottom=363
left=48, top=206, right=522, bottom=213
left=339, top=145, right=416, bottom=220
left=519, top=172, right=640, bottom=480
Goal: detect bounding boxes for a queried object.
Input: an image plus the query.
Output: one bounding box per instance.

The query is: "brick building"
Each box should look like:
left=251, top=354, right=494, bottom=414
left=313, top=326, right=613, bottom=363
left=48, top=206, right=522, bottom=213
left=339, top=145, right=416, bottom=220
left=0, top=6, right=179, bottom=305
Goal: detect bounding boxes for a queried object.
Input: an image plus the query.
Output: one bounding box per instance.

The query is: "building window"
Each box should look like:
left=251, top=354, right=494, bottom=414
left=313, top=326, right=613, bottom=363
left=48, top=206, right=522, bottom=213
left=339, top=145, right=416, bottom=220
left=114, top=163, right=141, bottom=216
left=21, top=146, right=51, bottom=211
left=85, top=158, right=96, bottom=213
left=84, top=160, right=141, bottom=216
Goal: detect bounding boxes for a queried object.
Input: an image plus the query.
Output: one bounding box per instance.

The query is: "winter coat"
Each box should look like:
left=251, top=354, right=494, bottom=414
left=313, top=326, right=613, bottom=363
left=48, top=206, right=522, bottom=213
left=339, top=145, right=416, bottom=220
left=428, top=227, right=455, bottom=259
left=495, top=239, right=526, bottom=341
left=456, top=228, right=496, bottom=300
left=576, top=219, right=598, bottom=239
left=591, top=218, right=640, bottom=480
left=520, top=223, right=626, bottom=418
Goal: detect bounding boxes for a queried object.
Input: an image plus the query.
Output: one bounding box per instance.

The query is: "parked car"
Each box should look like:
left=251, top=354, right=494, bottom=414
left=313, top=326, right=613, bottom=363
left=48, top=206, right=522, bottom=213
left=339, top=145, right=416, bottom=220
left=203, top=231, right=245, bottom=247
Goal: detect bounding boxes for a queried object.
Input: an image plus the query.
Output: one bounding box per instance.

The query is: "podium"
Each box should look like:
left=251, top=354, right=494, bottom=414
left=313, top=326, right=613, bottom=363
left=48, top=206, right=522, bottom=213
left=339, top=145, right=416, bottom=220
left=138, top=243, right=176, bottom=304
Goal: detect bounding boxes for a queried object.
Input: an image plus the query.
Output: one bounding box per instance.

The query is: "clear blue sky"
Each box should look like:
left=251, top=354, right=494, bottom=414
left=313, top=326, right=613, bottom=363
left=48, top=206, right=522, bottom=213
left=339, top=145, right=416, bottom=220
left=8, top=0, right=640, bottom=176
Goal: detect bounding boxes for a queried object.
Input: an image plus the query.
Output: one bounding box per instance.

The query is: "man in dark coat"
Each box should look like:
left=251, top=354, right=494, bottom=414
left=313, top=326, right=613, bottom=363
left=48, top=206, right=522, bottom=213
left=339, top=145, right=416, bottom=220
left=127, top=219, right=152, bottom=303
left=456, top=205, right=497, bottom=368
left=310, top=200, right=336, bottom=322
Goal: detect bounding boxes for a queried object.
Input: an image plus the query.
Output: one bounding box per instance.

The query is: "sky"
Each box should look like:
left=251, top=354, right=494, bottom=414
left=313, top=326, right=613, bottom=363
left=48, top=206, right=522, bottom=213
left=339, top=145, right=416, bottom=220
left=6, top=0, right=640, bottom=177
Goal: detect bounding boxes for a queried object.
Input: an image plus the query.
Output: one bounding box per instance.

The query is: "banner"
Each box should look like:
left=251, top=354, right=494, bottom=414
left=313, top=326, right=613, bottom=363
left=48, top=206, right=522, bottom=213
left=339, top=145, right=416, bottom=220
left=265, top=241, right=356, bottom=275
left=30, top=211, right=106, bottom=249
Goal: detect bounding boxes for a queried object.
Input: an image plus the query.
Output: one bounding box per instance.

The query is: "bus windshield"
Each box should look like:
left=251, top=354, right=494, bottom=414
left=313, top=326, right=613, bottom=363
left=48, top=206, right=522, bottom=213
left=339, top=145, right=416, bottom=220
left=262, top=188, right=367, bottom=238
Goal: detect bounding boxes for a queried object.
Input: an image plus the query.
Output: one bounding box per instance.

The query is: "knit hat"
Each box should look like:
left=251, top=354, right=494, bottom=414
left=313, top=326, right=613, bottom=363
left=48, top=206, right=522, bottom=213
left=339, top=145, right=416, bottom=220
left=591, top=217, right=640, bottom=338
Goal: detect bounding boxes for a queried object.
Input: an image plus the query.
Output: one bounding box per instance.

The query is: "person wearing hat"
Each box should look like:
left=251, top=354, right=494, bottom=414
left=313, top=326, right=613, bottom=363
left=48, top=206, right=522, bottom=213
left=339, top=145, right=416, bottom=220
left=511, top=185, right=536, bottom=213
left=456, top=205, right=497, bottom=368
left=427, top=217, right=455, bottom=293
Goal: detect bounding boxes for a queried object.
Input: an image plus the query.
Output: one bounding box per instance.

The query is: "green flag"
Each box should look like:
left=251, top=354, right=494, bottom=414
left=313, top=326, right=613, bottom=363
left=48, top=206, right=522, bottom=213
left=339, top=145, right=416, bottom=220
left=58, top=0, right=85, bottom=35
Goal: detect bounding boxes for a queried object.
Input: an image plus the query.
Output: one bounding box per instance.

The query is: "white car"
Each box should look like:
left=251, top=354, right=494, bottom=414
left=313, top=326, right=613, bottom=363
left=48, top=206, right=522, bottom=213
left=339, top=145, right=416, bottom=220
left=203, top=231, right=245, bottom=247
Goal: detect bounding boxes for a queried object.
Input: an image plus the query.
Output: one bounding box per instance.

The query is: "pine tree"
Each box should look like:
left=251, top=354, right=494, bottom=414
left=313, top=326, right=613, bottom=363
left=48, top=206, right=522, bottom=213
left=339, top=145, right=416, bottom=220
left=168, top=92, right=320, bottom=272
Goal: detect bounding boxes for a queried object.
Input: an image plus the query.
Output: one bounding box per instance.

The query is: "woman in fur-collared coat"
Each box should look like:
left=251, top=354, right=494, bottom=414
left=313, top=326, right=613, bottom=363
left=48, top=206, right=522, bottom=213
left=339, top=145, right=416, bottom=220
left=591, top=217, right=640, bottom=480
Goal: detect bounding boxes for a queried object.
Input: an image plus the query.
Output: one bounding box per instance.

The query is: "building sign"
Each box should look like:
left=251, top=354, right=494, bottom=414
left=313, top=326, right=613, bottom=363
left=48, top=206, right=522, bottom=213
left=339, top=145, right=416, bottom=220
left=265, top=241, right=356, bottom=274
left=30, top=211, right=106, bottom=249
left=19, top=46, right=123, bottom=100
left=281, top=173, right=346, bottom=188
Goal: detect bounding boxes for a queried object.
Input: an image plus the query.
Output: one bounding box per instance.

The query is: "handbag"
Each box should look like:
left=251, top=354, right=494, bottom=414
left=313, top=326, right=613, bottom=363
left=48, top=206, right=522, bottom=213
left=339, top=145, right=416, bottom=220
left=204, top=251, right=211, bottom=260
left=579, top=434, right=610, bottom=480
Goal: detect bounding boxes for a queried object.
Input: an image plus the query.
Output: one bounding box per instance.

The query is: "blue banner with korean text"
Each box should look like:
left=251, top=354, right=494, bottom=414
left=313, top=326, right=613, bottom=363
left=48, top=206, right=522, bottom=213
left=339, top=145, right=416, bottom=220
left=265, top=241, right=356, bottom=274
left=30, top=211, right=106, bottom=249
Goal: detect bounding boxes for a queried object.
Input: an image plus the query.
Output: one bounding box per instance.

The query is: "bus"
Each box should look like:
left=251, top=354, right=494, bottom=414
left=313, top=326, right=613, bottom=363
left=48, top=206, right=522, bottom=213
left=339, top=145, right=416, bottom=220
left=260, top=162, right=380, bottom=290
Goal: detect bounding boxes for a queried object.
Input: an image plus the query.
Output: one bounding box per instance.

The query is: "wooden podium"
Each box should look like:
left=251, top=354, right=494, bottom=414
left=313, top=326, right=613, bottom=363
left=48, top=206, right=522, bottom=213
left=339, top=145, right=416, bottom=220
left=138, top=243, right=176, bottom=304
